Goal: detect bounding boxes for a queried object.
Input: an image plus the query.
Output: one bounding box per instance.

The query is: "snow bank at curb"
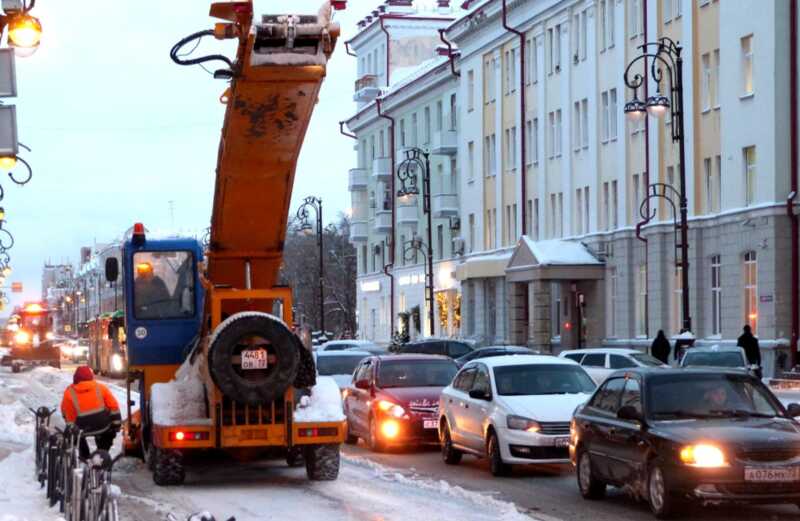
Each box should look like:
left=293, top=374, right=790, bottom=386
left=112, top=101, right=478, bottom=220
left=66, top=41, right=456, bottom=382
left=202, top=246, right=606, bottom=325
left=151, top=360, right=210, bottom=426
left=343, top=454, right=534, bottom=521
left=0, top=367, right=70, bottom=445
left=293, top=376, right=345, bottom=422
left=0, top=449, right=63, bottom=520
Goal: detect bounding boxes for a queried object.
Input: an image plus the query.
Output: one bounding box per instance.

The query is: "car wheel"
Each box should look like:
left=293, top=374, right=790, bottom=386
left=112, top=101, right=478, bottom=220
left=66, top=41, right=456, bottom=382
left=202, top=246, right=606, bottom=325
left=440, top=422, right=462, bottom=465
left=367, top=416, right=385, bottom=453
left=487, top=432, right=510, bottom=477
left=648, top=464, right=683, bottom=519
left=576, top=449, right=606, bottom=500
left=344, top=420, right=359, bottom=445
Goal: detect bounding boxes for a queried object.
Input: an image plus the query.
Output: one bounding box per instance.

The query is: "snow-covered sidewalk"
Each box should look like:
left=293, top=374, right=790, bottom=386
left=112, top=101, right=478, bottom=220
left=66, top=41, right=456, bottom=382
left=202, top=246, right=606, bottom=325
left=0, top=366, right=535, bottom=521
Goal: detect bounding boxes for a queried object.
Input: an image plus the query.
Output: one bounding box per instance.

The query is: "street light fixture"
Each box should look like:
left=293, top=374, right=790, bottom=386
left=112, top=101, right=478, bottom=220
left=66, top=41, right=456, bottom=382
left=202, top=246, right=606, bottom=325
left=3, top=1, right=42, bottom=57
left=624, top=37, right=692, bottom=333
left=396, top=147, right=435, bottom=337
left=295, top=196, right=325, bottom=334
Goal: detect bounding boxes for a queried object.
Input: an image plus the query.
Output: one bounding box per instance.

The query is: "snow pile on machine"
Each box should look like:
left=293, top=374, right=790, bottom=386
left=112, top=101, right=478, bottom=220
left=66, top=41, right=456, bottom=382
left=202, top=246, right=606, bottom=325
left=293, top=376, right=345, bottom=422
left=151, top=360, right=210, bottom=426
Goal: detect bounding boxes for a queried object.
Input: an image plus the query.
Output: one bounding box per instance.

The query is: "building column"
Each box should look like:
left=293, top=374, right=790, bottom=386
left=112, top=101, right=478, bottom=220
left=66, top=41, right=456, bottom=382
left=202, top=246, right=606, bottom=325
left=529, top=279, right=552, bottom=351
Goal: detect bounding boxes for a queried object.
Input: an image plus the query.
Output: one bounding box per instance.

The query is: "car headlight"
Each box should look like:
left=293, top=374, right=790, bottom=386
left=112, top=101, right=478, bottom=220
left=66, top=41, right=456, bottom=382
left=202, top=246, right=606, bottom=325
left=45, top=332, right=55, bottom=340
left=377, top=399, right=406, bottom=419
left=110, top=354, right=124, bottom=372
left=507, top=415, right=541, bottom=433
left=679, top=444, right=728, bottom=468
left=14, top=331, right=30, bottom=345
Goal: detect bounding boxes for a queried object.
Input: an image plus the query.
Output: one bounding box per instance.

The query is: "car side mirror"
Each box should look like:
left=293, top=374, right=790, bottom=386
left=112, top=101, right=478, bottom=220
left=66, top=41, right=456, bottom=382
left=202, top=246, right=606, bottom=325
left=617, top=405, right=643, bottom=423
left=787, top=403, right=800, bottom=418
left=354, top=379, right=370, bottom=390
left=469, top=389, right=491, bottom=401
left=105, top=258, right=119, bottom=283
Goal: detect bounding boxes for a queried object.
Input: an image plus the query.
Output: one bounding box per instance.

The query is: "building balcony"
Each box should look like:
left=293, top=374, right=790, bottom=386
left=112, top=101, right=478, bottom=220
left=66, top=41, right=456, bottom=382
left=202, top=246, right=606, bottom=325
left=432, top=193, right=459, bottom=218
left=354, top=74, right=381, bottom=102
left=372, top=157, right=392, bottom=182
left=348, top=168, right=368, bottom=191
left=350, top=220, right=368, bottom=242
left=374, top=210, right=392, bottom=234
left=397, top=202, right=419, bottom=228
left=431, top=129, right=458, bottom=155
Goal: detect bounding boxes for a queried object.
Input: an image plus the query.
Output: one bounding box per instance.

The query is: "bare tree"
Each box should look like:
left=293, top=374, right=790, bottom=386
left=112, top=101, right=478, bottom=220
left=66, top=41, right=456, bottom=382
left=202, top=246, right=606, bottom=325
left=280, top=212, right=357, bottom=338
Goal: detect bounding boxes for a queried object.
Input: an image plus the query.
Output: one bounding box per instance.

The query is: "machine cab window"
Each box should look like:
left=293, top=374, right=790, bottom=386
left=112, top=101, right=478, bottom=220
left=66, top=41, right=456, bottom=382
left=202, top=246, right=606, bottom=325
left=133, top=251, right=195, bottom=320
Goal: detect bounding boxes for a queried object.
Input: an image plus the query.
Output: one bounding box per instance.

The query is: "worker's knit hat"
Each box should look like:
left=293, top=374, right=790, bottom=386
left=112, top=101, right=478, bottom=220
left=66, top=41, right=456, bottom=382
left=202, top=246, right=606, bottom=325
left=73, top=366, right=94, bottom=385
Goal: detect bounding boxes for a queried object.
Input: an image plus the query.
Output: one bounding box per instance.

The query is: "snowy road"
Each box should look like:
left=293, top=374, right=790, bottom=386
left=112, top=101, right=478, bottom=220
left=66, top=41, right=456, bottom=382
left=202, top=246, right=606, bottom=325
left=0, top=366, right=534, bottom=521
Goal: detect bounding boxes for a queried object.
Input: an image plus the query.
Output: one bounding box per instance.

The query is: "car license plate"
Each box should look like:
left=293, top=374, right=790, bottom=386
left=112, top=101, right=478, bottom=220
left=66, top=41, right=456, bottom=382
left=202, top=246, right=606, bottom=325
left=423, top=419, right=438, bottom=430
left=554, top=436, right=570, bottom=447
left=241, top=350, right=268, bottom=370
left=744, top=466, right=800, bottom=482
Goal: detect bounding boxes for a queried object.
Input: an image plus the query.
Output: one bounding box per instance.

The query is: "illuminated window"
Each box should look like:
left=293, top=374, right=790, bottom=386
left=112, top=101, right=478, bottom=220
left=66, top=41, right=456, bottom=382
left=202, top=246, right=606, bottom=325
left=744, top=251, right=758, bottom=334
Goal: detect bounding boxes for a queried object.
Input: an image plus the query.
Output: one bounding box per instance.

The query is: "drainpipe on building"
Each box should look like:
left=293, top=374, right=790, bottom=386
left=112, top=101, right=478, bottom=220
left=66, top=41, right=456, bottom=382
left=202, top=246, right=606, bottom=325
left=438, top=29, right=461, bottom=78
left=344, top=41, right=357, bottom=57
left=788, top=0, right=799, bottom=369
left=502, top=0, right=527, bottom=235
left=379, top=16, right=391, bottom=86
left=339, top=121, right=357, bottom=140
left=376, top=97, right=397, bottom=340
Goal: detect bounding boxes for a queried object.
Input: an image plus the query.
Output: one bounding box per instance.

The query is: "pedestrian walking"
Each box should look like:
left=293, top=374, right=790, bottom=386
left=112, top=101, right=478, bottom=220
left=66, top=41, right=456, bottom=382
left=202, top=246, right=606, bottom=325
left=650, top=330, right=671, bottom=365
left=737, top=325, right=761, bottom=367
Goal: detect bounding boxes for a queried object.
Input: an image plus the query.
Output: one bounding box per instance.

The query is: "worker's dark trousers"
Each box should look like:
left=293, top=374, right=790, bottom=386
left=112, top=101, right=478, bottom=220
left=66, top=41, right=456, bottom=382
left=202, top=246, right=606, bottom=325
left=79, top=430, right=117, bottom=459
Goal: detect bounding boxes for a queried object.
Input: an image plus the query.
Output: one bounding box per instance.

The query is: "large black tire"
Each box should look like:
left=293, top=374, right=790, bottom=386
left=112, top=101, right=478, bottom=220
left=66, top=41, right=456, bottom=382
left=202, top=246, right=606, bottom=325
left=286, top=446, right=305, bottom=468
left=208, top=313, right=300, bottom=405
left=152, top=447, right=185, bottom=486
left=305, top=444, right=340, bottom=481
left=12, top=363, right=20, bottom=373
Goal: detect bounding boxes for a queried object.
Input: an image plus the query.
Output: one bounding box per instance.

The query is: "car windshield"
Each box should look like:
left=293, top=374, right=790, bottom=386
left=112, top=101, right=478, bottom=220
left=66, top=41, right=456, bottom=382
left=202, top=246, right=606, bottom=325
left=630, top=353, right=665, bottom=367
left=316, top=355, right=368, bottom=376
left=493, top=364, right=596, bottom=396
left=378, top=360, right=458, bottom=388
left=648, top=374, right=783, bottom=419
left=133, top=251, right=195, bottom=320
left=682, top=352, right=745, bottom=368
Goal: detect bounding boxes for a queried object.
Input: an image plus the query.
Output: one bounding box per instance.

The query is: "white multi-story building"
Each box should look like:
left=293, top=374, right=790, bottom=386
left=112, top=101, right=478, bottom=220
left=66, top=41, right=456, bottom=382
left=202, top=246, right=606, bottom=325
left=348, top=0, right=800, bottom=374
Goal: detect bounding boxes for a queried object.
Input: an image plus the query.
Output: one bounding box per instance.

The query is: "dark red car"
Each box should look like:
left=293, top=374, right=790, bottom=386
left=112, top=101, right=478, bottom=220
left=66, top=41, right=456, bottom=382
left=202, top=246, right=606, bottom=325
left=343, top=354, right=459, bottom=451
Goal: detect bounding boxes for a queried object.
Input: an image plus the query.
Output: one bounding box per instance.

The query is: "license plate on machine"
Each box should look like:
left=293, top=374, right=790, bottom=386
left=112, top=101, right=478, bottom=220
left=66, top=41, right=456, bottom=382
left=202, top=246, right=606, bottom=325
left=554, top=437, right=570, bottom=447
left=242, top=350, right=268, bottom=370
left=423, top=419, right=438, bottom=430
left=744, top=466, right=800, bottom=482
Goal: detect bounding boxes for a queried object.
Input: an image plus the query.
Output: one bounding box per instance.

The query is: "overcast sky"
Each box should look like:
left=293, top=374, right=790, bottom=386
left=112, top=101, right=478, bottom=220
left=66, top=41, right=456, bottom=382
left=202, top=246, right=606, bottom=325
left=5, top=0, right=395, bottom=309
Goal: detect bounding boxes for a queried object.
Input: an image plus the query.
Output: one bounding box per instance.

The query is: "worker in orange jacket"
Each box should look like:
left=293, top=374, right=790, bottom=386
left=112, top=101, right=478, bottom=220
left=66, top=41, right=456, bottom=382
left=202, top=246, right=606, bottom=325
left=61, top=366, right=122, bottom=458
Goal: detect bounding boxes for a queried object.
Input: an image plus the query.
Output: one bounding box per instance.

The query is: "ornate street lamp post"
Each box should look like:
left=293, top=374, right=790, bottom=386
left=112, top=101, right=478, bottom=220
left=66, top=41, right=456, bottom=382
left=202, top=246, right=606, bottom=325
left=296, top=196, right=325, bottom=335
left=624, top=37, right=692, bottom=333
left=397, top=148, right=435, bottom=337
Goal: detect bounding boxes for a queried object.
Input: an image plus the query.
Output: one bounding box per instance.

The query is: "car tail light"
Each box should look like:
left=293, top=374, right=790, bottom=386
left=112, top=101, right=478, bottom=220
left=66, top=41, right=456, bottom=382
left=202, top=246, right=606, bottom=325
left=168, top=431, right=209, bottom=442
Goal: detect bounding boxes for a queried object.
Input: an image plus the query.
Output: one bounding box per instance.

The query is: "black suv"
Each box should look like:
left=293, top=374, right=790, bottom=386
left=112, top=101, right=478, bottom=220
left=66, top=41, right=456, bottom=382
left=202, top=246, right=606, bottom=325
left=394, top=339, right=474, bottom=359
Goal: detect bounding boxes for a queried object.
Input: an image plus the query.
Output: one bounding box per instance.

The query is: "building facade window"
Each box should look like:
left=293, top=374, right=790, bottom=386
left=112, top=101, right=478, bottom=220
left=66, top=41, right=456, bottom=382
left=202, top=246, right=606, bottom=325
left=712, top=49, right=720, bottom=107
left=609, top=89, right=618, bottom=139
left=581, top=99, right=589, bottom=147
left=714, top=154, right=722, bottom=211
left=573, top=101, right=581, bottom=151
left=601, top=91, right=610, bottom=141
left=533, top=118, right=540, bottom=163
left=576, top=189, right=583, bottom=234
left=468, top=141, right=475, bottom=180
left=468, top=213, right=475, bottom=253
left=533, top=198, right=540, bottom=240
left=555, top=110, right=562, bottom=156
left=636, top=264, right=647, bottom=337
left=580, top=10, right=588, bottom=60
left=744, top=146, right=756, bottom=205
left=741, top=35, right=753, bottom=96
left=612, top=180, right=619, bottom=228
left=711, top=254, right=722, bottom=337
left=744, top=251, right=758, bottom=334
left=701, top=53, right=711, bottom=110
left=467, top=70, right=475, bottom=111
left=704, top=157, right=713, bottom=213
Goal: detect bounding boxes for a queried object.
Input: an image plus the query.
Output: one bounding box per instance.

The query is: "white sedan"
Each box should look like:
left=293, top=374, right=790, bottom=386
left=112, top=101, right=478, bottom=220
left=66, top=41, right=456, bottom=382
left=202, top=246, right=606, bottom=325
left=438, top=355, right=596, bottom=476
left=558, top=348, right=668, bottom=384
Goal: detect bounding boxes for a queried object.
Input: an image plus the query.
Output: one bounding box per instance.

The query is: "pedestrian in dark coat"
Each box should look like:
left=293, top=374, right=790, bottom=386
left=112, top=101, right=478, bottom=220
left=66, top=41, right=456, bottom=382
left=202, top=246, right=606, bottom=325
left=737, top=325, right=761, bottom=366
left=650, top=330, right=671, bottom=364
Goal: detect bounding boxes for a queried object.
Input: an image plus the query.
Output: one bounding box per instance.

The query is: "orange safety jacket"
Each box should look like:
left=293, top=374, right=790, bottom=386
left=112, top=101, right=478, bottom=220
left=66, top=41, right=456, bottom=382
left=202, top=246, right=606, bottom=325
left=60, top=381, right=122, bottom=435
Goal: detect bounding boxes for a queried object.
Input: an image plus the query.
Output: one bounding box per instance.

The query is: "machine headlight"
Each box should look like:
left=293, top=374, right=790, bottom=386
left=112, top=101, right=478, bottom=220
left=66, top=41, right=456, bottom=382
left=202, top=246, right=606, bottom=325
left=507, top=415, right=541, bottom=433
left=14, top=331, right=30, bottom=345
left=110, top=354, right=124, bottom=373
left=679, top=444, right=728, bottom=468
left=60, top=345, right=73, bottom=356
left=377, top=399, right=406, bottom=419
left=45, top=332, right=55, bottom=340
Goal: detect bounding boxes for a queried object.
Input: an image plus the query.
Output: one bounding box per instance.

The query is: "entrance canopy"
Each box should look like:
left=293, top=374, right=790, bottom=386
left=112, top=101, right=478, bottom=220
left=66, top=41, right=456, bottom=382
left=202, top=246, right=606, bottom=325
left=505, top=237, right=604, bottom=282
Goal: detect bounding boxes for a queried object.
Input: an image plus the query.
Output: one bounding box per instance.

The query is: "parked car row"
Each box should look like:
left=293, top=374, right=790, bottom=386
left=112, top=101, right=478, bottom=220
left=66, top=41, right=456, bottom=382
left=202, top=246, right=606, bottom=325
left=316, top=344, right=800, bottom=519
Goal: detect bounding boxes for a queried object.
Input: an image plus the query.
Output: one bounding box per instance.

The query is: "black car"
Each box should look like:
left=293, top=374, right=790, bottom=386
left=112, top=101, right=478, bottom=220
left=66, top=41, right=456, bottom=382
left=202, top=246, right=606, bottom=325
left=393, top=339, right=474, bottom=359
left=570, top=368, right=800, bottom=518
left=453, top=345, right=537, bottom=367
